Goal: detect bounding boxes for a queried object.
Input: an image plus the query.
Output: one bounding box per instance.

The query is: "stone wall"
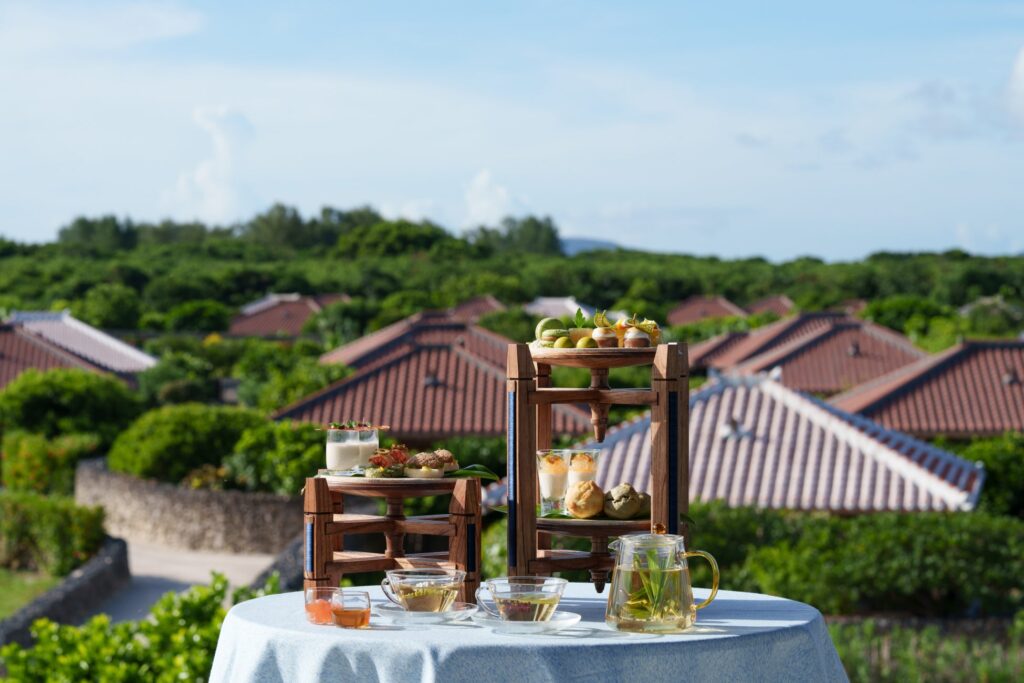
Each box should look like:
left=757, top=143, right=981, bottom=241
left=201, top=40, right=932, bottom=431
left=0, top=536, right=130, bottom=647
left=75, top=458, right=300, bottom=554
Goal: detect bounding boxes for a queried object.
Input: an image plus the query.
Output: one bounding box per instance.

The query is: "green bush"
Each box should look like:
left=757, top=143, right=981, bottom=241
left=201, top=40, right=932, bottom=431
left=0, top=491, right=105, bottom=576
left=830, top=619, right=1024, bottom=682
left=0, top=572, right=280, bottom=682
left=136, top=351, right=219, bottom=406
left=224, top=421, right=324, bottom=496
left=107, top=404, right=265, bottom=483
left=0, top=369, right=141, bottom=449
left=954, top=433, right=1024, bottom=518
left=164, top=299, right=233, bottom=332
left=1, top=432, right=100, bottom=494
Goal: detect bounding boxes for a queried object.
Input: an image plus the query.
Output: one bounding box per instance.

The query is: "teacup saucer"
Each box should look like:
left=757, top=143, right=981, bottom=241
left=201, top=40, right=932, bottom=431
left=473, top=610, right=582, bottom=634
left=373, top=602, right=478, bottom=624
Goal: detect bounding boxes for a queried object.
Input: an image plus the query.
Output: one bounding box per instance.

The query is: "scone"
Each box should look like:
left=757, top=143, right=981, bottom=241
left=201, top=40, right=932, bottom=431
left=565, top=480, right=604, bottom=519
left=604, top=483, right=643, bottom=519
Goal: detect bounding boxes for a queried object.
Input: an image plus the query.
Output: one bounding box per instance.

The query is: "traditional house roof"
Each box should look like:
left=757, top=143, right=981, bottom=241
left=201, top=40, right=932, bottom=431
left=666, top=296, right=747, bottom=327
left=705, top=312, right=848, bottom=369
left=0, top=323, right=108, bottom=389
left=229, top=293, right=348, bottom=337
left=733, top=319, right=926, bottom=395
left=7, top=311, right=156, bottom=374
left=280, top=312, right=591, bottom=441
left=687, top=332, right=748, bottom=372
left=484, top=375, right=984, bottom=512
left=746, top=294, right=795, bottom=317
left=830, top=340, right=1024, bottom=438
left=448, top=295, right=506, bottom=322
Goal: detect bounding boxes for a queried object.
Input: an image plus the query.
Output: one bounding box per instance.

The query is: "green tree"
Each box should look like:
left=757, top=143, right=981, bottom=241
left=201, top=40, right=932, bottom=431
left=164, top=300, right=234, bottom=332
left=57, top=216, right=137, bottom=255
left=136, top=351, right=219, bottom=406
left=336, top=219, right=454, bottom=257
left=74, top=282, right=142, bottom=329
left=0, top=369, right=141, bottom=448
left=477, top=308, right=540, bottom=343
left=953, top=432, right=1024, bottom=517
left=861, top=295, right=951, bottom=332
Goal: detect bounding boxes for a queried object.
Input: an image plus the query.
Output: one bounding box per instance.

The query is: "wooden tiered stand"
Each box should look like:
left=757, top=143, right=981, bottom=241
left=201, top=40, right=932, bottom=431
left=303, top=476, right=482, bottom=603
left=506, top=342, right=689, bottom=592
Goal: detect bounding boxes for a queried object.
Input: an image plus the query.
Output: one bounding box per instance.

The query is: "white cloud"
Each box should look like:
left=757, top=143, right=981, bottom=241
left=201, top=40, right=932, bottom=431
left=1009, top=47, right=1024, bottom=122
left=463, top=169, right=512, bottom=227
left=0, top=0, right=202, bottom=55
left=161, top=106, right=253, bottom=224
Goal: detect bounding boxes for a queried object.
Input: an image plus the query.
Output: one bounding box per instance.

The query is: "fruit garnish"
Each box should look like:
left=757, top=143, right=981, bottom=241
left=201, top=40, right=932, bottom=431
left=594, top=310, right=610, bottom=328
left=635, top=318, right=661, bottom=345
left=327, top=421, right=389, bottom=431
left=573, top=308, right=591, bottom=329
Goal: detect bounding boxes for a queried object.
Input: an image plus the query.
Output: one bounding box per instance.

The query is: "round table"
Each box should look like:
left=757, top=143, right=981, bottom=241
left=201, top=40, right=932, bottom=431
left=210, top=583, right=846, bottom=683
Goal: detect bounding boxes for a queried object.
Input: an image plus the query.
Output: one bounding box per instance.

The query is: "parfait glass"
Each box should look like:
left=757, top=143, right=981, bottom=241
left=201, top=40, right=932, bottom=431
left=536, top=449, right=569, bottom=516
left=325, top=427, right=379, bottom=473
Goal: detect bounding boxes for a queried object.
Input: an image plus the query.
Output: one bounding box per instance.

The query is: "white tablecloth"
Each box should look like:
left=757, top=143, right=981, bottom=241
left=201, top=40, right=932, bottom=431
left=210, top=583, right=847, bottom=683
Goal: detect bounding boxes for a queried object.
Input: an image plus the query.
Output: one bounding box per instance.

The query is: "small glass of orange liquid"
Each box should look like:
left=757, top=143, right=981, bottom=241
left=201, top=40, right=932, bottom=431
left=304, top=587, right=337, bottom=625
left=332, top=590, right=371, bottom=628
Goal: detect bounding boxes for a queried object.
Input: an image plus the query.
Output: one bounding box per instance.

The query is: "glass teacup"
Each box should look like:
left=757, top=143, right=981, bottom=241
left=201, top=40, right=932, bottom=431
left=381, top=569, right=465, bottom=612
left=475, top=577, right=567, bottom=622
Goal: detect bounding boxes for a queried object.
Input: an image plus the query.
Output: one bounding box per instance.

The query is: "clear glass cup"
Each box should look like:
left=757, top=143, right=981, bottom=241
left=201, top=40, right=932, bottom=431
left=325, top=428, right=379, bottom=473
left=304, top=587, right=337, bottom=625
left=536, top=449, right=569, bottom=516
left=475, top=576, right=568, bottom=622
left=381, top=568, right=466, bottom=612
left=567, top=449, right=600, bottom=487
left=331, top=590, right=372, bottom=629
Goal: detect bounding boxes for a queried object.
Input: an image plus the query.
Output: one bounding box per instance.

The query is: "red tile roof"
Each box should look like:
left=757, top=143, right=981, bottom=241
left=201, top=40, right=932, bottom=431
left=687, top=332, right=748, bottom=371
left=830, top=340, right=1024, bottom=438
left=707, top=312, right=848, bottom=369
left=733, top=319, right=925, bottom=395
left=745, top=294, right=795, bottom=317
left=8, top=311, right=156, bottom=374
left=279, top=313, right=591, bottom=441
left=228, top=293, right=349, bottom=337
left=448, top=296, right=505, bottom=322
left=666, top=296, right=747, bottom=326
left=484, top=375, right=985, bottom=512
left=0, top=323, right=108, bottom=389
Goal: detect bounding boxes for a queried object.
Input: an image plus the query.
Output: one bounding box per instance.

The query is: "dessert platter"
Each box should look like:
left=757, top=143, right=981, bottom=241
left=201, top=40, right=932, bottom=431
left=530, top=310, right=661, bottom=367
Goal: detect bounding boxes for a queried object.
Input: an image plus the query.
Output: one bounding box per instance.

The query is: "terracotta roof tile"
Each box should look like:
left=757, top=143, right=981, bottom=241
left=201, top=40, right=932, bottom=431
left=484, top=375, right=984, bottom=512
left=745, top=295, right=795, bottom=317
left=687, top=332, right=748, bottom=371
left=229, top=293, right=349, bottom=337
left=0, top=323, right=108, bottom=389
left=733, top=319, right=925, bottom=395
left=448, top=296, right=505, bottom=322
left=7, top=311, right=156, bottom=374
left=666, top=296, right=747, bottom=326
left=830, top=340, right=1024, bottom=438
left=708, top=312, right=848, bottom=369
left=280, top=313, right=591, bottom=441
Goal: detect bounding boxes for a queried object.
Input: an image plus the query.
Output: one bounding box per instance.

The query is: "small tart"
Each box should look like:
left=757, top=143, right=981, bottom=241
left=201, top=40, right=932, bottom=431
left=404, top=467, right=445, bottom=479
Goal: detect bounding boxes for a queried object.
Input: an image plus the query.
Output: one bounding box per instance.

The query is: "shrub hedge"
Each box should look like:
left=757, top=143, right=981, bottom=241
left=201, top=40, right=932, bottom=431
left=1, top=432, right=100, bottom=494
left=482, top=502, right=1024, bottom=618
left=107, top=404, right=264, bottom=483
left=0, top=369, right=140, bottom=448
left=0, top=572, right=280, bottom=682
left=0, top=491, right=105, bottom=576
left=224, top=421, right=324, bottom=496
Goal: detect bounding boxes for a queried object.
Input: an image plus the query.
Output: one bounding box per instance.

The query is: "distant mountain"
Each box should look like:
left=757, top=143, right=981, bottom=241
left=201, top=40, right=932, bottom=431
left=561, top=237, right=620, bottom=255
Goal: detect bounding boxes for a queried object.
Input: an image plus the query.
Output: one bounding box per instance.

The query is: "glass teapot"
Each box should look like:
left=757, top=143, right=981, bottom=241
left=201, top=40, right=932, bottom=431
left=605, top=531, right=719, bottom=633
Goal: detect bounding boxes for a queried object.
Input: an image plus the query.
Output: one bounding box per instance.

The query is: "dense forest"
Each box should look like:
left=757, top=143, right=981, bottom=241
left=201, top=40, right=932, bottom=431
left=2, top=203, right=1022, bottom=351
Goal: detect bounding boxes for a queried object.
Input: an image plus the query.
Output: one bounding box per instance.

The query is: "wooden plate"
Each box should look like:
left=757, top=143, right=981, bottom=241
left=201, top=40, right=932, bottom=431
left=530, top=346, right=657, bottom=369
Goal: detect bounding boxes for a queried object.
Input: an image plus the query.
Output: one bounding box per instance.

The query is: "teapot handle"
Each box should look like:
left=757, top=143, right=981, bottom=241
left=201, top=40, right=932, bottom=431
left=679, top=550, right=719, bottom=610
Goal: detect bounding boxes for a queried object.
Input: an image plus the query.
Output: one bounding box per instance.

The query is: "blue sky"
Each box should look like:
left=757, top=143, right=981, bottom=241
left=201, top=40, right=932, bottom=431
left=1, top=1, right=1023, bottom=259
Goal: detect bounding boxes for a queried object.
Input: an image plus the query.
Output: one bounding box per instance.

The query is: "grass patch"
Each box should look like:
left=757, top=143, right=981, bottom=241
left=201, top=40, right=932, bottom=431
left=0, top=568, right=59, bottom=620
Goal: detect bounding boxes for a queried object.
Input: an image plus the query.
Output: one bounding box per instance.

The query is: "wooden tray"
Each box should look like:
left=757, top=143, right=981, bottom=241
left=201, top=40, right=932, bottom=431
left=529, top=346, right=657, bottom=369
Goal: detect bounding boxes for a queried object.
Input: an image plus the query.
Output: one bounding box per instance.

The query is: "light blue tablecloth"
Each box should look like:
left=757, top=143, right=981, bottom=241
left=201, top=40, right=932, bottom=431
left=210, top=583, right=847, bottom=683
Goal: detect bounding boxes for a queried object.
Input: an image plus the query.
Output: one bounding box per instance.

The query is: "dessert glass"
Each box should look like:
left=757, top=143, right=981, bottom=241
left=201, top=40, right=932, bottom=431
left=567, top=449, right=600, bottom=487
left=536, top=449, right=569, bottom=515
left=325, top=427, right=379, bottom=473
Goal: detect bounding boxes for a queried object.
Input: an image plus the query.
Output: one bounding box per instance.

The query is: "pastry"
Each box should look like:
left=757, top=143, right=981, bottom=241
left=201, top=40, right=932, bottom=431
left=604, top=483, right=643, bottom=519
left=636, top=492, right=651, bottom=517
left=565, top=480, right=604, bottom=519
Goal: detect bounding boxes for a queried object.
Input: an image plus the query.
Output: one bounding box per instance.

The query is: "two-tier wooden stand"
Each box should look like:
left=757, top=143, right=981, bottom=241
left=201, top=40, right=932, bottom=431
left=505, top=342, right=688, bottom=592
left=303, top=476, right=482, bottom=603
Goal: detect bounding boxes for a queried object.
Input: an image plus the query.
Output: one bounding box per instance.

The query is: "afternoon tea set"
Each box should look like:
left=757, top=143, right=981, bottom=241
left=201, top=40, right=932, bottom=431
left=304, top=314, right=718, bottom=635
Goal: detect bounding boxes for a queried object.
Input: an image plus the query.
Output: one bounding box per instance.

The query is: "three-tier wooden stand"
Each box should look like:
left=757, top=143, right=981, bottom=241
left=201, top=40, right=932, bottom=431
left=505, top=342, right=688, bottom=592
left=303, top=476, right=482, bottom=603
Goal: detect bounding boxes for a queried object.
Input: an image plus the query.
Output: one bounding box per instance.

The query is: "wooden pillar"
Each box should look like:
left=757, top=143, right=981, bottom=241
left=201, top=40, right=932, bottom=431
left=506, top=344, right=537, bottom=577
left=651, top=343, right=689, bottom=536
left=303, top=477, right=334, bottom=590
left=535, top=362, right=553, bottom=553
left=449, top=478, right=482, bottom=603
left=383, top=497, right=405, bottom=559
